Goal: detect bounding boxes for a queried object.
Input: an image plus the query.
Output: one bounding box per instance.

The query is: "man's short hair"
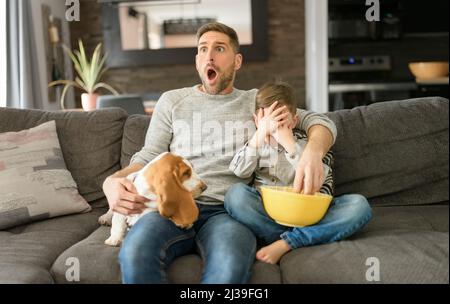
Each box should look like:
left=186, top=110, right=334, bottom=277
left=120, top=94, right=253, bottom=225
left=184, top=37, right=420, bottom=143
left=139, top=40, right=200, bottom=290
left=256, top=81, right=297, bottom=114
left=196, top=22, right=240, bottom=53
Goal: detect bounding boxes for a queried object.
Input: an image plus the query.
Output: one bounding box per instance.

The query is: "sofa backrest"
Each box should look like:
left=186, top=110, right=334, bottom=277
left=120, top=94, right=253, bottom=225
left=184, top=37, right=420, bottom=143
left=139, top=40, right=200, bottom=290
left=0, top=107, right=128, bottom=203
left=121, top=97, right=448, bottom=207
left=121, top=114, right=151, bottom=168
left=327, top=97, right=449, bottom=206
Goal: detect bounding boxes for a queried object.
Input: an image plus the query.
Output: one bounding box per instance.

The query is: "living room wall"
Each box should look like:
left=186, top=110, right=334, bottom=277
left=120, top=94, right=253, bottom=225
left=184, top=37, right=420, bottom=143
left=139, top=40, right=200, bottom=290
left=31, top=0, right=75, bottom=110
left=69, top=0, right=307, bottom=108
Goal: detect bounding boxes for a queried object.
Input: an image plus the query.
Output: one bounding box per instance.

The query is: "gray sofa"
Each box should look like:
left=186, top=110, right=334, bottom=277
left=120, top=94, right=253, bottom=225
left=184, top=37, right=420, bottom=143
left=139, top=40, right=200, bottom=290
left=0, top=96, right=448, bottom=284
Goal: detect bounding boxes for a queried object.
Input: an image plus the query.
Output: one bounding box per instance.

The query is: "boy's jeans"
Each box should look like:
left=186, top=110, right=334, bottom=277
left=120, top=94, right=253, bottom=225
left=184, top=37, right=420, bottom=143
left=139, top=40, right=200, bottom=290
left=224, top=183, right=372, bottom=249
left=119, top=203, right=256, bottom=284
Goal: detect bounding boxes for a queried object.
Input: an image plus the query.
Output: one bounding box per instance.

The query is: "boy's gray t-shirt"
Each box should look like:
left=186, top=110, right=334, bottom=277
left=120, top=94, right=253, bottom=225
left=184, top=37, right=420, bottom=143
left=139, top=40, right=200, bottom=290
left=131, top=85, right=337, bottom=204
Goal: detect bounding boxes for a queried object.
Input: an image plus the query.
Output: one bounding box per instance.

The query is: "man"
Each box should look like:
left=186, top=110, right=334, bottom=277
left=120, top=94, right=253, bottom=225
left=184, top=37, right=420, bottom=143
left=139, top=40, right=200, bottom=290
left=102, top=22, right=337, bottom=283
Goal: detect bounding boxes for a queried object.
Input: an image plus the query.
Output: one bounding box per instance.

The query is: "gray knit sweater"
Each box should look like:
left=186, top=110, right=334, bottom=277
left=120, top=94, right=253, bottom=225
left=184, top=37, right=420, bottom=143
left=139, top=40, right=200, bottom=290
left=131, top=85, right=337, bottom=204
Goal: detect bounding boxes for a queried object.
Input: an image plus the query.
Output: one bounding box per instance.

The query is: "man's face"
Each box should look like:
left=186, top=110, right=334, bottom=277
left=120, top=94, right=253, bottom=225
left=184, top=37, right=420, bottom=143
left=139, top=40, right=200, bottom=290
left=196, top=31, right=242, bottom=95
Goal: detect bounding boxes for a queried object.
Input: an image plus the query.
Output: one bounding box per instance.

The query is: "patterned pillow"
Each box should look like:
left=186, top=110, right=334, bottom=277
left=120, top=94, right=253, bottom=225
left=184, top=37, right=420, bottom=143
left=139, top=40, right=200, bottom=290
left=0, top=120, right=91, bottom=229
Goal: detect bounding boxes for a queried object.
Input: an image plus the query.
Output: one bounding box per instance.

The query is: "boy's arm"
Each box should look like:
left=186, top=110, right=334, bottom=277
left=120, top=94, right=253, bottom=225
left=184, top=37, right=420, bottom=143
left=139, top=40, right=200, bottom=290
left=229, top=142, right=260, bottom=179
left=229, top=128, right=267, bottom=178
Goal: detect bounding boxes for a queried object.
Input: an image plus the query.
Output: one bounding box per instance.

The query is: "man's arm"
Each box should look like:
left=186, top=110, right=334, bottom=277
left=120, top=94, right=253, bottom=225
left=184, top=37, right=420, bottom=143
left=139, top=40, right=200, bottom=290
left=111, top=163, right=145, bottom=178
left=294, top=109, right=337, bottom=194
left=130, top=93, right=173, bottom=165
left=102, top=163, right=147, bottom=215
left=102, top=93, right=174, bottom=214
left=305, top=124, right=334, bottom=159
left=296, top=109, right=337, bottom=145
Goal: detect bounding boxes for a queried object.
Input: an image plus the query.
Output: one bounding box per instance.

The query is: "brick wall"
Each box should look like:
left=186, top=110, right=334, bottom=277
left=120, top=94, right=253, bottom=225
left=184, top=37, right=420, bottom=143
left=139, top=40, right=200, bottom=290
left=70, top=0, right=306, bottom=107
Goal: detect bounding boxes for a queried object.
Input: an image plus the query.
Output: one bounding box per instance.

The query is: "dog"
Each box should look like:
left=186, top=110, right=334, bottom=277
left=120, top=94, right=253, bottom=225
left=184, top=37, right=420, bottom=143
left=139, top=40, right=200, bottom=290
left=99, top=152, right=207, bottom=246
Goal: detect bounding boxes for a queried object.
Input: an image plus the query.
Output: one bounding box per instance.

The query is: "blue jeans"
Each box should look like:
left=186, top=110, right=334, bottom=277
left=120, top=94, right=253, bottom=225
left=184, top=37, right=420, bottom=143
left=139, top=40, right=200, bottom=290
left=118, top=203, right=256, bottom=284
left=224, top=183, right=372, bottom=249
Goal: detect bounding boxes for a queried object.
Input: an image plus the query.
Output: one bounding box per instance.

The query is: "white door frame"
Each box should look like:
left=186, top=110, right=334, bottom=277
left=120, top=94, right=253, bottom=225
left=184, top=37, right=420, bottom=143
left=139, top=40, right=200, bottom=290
left=305, top=0, right=329, bottom=112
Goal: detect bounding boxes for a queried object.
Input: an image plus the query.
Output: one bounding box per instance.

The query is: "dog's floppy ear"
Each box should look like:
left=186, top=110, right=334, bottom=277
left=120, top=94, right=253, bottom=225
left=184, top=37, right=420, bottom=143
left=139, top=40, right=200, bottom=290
left=169, top=164, right=198, bottom=227
left=144, top=153, right=199, bottom=228
left=157, top=190, right=175, bottom=218
left=143, top=161, right=159, bottom=194
left=176, top=161, right=192, bottom=185
left=155, top=176, right=198, bottom=227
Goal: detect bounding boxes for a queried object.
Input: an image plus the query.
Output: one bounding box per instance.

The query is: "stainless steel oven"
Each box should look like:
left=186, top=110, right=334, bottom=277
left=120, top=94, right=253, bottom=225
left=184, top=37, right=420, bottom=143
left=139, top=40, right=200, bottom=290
left=328, top=55, right=417, bottom=110
left=329, top=82, right=417, bottom=111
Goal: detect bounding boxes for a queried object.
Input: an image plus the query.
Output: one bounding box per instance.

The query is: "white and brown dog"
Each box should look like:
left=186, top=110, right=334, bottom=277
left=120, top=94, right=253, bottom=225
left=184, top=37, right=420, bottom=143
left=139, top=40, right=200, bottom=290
left=99, top=152, right=207, bottom=246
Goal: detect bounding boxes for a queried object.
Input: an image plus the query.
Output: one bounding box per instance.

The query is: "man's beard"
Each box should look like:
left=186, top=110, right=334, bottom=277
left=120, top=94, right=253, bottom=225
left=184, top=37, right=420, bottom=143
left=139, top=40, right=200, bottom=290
left=199, top=65, right=235, bottom=95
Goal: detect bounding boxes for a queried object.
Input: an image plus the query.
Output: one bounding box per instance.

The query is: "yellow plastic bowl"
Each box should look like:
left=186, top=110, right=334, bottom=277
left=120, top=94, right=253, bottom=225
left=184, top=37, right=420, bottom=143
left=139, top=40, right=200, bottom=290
left=408, top=61, right=449, bottom=79
left=260, top=186, right=333, bottom=227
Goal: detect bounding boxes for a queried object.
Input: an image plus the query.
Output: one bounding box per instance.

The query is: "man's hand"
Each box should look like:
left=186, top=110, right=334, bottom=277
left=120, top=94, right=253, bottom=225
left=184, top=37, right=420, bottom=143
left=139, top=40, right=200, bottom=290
left=293, top=148, right=324, bottom=195
left=293, top=125, right=333, bottom=194
left=103, top=176, right=148, bottom=215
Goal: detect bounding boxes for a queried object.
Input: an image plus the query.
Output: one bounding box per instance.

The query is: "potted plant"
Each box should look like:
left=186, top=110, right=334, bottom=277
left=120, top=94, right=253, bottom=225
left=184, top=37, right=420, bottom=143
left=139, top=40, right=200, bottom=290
left=49, top=40, right=119, bottom=110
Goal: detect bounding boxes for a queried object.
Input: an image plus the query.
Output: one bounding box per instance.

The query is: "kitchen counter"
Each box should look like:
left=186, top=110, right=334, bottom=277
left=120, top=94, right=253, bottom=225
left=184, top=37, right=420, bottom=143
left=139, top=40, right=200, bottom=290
left=329, top=82, right=418, bottom=93
left=415, top=77, right=449, bottom=85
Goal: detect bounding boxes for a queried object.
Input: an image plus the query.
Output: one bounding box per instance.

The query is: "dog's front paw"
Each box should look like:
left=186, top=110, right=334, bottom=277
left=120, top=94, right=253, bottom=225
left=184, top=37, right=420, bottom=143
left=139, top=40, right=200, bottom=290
left=98, top=213, right=112, bottom=226
left=104, top=236, right=122, bottom=247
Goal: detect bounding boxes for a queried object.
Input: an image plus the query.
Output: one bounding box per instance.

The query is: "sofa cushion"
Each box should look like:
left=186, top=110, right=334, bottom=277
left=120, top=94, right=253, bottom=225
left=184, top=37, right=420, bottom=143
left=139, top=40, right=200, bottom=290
left=0, top=121, right=91, bottom=229
left=327, top=97, right=449, bottom=206
left=121, top=114, right=151, bottom=168
left=51, top=225, right=282, bottom=284
left=0, top=108, right=128, bottom=202
left=280, top=229, right=448, bottom=284
left=363, top=203, right=449, bottom=233
left=51, top=226, right=122, bottom=284
left=279, top=204, right=449, bottom=283
left=0, top=205, right=106, bottom=283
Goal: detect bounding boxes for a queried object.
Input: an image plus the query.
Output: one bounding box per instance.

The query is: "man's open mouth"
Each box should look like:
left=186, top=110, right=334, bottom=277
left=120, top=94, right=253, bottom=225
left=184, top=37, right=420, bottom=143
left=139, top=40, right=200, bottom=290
left=206, top=67, right=218, bottom=82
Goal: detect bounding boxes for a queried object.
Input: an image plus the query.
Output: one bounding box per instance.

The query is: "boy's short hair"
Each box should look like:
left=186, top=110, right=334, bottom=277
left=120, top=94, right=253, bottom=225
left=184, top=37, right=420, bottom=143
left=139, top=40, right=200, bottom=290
left=256, top=81, right=297, bottom=114
left=196, top=22, right=240, bottom=53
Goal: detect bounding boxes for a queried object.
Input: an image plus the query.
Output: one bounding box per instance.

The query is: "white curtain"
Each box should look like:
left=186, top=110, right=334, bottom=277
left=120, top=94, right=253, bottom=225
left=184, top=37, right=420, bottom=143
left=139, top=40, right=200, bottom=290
left=6, top=0, right=43, bottom=109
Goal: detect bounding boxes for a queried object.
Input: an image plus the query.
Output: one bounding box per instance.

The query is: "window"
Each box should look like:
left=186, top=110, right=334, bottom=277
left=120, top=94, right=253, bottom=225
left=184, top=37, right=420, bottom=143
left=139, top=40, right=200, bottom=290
left=0, top=0, right=6, bottom=107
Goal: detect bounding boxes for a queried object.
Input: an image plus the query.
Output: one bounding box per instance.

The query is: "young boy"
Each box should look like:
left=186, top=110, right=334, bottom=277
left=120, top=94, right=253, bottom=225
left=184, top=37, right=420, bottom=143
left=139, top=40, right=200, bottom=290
left=224, top=81, right=371, bottom=264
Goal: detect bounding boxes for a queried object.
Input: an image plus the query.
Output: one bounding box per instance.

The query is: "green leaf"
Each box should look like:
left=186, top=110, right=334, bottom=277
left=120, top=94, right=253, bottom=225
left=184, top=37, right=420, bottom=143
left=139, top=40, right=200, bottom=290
left=58, top=82, right=83, bottom=110
left=92, top=82, right=120, bottom=95
left=75, top=77, right=88, bottom=92
left=51, top=40, right=118, bottom=97
left=60, top=83, right=73, bottom=110
left=49, top=79, right=82, bottom=88
left=89, top=43, right=102, bottom=89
